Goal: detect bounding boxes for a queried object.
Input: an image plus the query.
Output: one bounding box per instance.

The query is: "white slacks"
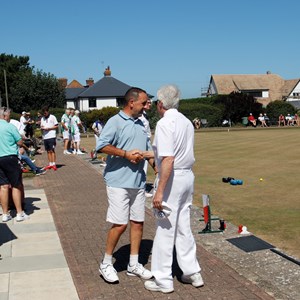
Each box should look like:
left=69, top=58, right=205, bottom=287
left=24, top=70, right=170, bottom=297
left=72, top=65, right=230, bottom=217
left=151, top=169, right=201, bottom=289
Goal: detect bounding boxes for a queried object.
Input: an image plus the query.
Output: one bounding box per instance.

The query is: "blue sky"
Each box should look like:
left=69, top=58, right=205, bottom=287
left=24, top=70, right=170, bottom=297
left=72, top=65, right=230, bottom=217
left=2, top=0, right=300, bottom=99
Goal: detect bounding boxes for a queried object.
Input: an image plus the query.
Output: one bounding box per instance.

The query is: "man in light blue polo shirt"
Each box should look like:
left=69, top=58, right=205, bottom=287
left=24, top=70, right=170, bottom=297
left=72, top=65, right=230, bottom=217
left=96, top=87, right=155, bottom=284
left=0, top=107, right=29, bottom=222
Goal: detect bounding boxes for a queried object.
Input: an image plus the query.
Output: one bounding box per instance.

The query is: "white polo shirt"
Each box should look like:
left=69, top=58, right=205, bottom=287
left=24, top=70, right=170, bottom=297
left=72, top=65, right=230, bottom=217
left=41, top=114, right=58, bottom=140
left=153, top=108, right=195, bottom=171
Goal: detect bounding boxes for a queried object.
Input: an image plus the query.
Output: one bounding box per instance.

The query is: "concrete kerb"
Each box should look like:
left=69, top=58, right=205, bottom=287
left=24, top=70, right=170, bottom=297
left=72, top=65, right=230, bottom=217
left=0, top=178, right=79, bottom=300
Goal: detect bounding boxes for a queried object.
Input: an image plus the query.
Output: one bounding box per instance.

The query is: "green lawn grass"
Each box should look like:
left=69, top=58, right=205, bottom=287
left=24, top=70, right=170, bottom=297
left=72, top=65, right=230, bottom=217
left=193, top=127, right=300, bottom=259
left=81, top=127, right=300, bottom=259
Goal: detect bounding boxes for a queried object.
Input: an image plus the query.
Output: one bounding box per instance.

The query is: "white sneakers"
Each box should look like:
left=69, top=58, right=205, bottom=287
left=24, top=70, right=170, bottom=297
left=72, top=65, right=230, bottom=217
left=144, top=280, right=174, bottom=293
left=2, top=212, right=29, bottom=222
left=2, top=213, right=12, bottom=222
left=99, top=263, right=119, bottom=283
left=99, top=262, right=152, bottom=283
left=181, top=272, right=204, bottom=287
left=127, top=263, right=152, bottom=279
left=76, top=150, right=84, bottom=155
left=144, top=272, right=204, bottom=294
left=63, top=150, right=71, bottom=155
left=16, top=212, right=30, bottom=222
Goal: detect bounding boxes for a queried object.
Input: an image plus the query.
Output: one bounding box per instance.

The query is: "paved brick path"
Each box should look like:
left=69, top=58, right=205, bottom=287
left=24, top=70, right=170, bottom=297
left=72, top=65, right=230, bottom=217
left=33, top=145, right=274, bottom=300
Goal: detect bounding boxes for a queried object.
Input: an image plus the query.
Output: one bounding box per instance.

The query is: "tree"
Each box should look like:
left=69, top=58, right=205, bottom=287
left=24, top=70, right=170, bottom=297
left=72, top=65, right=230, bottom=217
left=266, top=100, right=296, bottom=121
left=0, top=53, right=65, bottom=112
left=10, top=69, right=65, bottom=111
left=0, top=53, right=31, bottom=106
left=213, top=92, right=262, bottom=123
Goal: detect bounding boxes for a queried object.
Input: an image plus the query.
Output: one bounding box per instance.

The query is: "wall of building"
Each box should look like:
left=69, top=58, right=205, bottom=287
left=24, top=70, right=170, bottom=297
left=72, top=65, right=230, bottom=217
left=95, top=98, right=116, bottom=110
left=67, top=98, right=117, bottom=112
left=287, top=82, right=300, bottom=102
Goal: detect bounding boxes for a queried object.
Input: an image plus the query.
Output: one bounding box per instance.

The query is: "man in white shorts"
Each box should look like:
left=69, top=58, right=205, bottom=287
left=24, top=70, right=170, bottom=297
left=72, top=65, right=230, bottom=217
left=143, top=85, right=203, bottom=294
left=40, top=107, right=58, bottom=171
left=96, top=87, right=155, bottom=284
left=61, top=108, right=72, bottom=154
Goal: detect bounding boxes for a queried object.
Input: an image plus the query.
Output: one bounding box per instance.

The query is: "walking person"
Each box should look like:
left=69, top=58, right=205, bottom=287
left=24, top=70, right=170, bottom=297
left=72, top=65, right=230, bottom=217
left=61, top=108, right=72, bottom=154
left=143, top=85, right=203, bottom=293
left=0, top=107, right=29, bottom=222
left=40, top=106, right=58, bottom=171
left=96, top=87, right=154, bottom=283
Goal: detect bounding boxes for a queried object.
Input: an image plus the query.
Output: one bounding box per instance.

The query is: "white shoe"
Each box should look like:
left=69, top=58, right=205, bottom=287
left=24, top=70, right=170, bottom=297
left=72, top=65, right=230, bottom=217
left=127, top=263, right=152, bottom=279
left=16, top=212, right=30, bottom=222
left=77, top=150, right=84, bottom=155
left=144, top=280, right=174, bottom=293
left=63, top=150, right=71, bottom=155
left=181, top=272, right=204, bottom=287
left=145, top=192, right=153, bottom=198
left=99, top=263, right=119, bottom=283
left=2, top=213, right=12, bottom=222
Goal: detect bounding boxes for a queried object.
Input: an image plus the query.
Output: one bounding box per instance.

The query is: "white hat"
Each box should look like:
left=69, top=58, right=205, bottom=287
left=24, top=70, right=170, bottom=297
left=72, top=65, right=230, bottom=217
left=22, top=111, right=26, bottom=115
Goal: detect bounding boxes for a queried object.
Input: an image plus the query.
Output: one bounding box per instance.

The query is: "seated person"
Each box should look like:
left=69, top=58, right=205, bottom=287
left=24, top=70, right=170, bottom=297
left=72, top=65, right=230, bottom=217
left=193, top=117, right=201, bottom=129
left=285, top=114, right=293, bottom=126
left=278, top=114, right=285, bottom=126
left=248, top=113, right=256, bottom=127
left=19, top=147, right=46, bottom=175
left=263, top=113, right=270, bottom=126
left=258, top=113, right=268, bottom=127
left=294, top=114, right=299, bottom=126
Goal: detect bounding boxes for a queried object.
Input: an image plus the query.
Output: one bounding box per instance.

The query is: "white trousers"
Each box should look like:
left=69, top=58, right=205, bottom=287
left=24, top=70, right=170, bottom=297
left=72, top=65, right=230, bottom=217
left=151, top=169, right=200, bottom=289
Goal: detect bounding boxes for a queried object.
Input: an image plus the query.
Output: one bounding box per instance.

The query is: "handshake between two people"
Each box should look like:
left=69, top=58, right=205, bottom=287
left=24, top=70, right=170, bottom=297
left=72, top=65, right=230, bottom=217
left=127, top=150, right=154, bottom=164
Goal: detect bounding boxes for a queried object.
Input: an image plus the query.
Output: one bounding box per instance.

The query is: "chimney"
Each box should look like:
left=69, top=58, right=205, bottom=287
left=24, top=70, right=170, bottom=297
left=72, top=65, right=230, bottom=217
left=86, top=78, right=94, bottom=87
left=266, top=71, right=271, bottom=75
left=104, top=66, right=111, bottom=76
left=58, top=78, right=68, bottom=88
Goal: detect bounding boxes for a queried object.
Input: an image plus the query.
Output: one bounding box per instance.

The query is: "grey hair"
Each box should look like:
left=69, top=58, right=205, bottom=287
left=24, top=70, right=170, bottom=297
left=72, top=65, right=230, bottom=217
left=157, top=85, right=180, bottom=109
left=0, top=107, right=11, bottom=118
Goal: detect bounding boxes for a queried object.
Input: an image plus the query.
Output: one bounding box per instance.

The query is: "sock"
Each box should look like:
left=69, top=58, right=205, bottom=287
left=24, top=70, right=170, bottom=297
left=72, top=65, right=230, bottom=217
left=129, top=254, right=138, bottom=266
left=49, top=162, right=54, bottom=166
left=102, top=253, right=113, bottom=265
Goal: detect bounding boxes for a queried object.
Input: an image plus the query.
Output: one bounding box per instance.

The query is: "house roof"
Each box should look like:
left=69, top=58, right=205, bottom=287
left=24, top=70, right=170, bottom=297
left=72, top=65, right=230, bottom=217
left=78, top=76, right=131, bottom=98
left=282, top=79, right=300, bottom=97
left=209, top=74, right=300, bottom=102
left=211, top=74, right=285, bottom=94
left=65, top=87, right=86, bottom=100
left=67, top=80, right=84, bottom=88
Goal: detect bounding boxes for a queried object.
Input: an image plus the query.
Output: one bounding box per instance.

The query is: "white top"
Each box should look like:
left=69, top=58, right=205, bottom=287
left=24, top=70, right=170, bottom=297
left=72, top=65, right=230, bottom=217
left=92, top=120, right=103, bottom=136
left=41, top=114, right=58, bottom=140
left=19, top=115, right=27, bottom=134
left=139, top=113, right=151, bottom=139
left=258, top=116, right=264, bottom=122
left=10, top=119, right=22, bottom=133
left=71, top=115, right=81, bottom=134
left=153, top=108, right=195, bottom=170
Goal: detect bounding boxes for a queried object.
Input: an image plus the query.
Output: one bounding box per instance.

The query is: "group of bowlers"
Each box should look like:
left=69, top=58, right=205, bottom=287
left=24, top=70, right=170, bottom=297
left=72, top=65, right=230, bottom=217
left=61, top=108, right=84, bottom=156
left=96, top=84, right=203, bottom=294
